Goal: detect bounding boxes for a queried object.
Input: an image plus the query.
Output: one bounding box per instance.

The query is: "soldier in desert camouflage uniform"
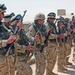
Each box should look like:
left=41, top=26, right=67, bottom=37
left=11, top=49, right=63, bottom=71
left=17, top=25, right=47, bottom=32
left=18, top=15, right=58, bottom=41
left=27, top=13, right=47, bottom=75
left=45, top=12, right=58, bottom=75
left=6, top=14, right=33, bottom=75
left=63, top=18, right=72, bottom=66
left=0, top=4, right=11, bottom=75
left=71, top=16, right=75, bottom=63
left=57, top=17, right=68, bottom=72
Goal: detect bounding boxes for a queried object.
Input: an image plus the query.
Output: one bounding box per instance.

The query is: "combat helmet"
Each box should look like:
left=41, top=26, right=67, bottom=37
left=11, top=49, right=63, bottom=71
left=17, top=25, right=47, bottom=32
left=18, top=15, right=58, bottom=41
left=3, top=13, right=15, bottom=22
left=57, top=16, right=64, bottom=22
left=34, top=13, right=45, bottom=20
left=47, top=12, right=56, bottom=19
left=11, top=14, right=22, bottom=25
left=64, top=18, right=69, bottom=22
left=0, top=4, right=7, bottom=13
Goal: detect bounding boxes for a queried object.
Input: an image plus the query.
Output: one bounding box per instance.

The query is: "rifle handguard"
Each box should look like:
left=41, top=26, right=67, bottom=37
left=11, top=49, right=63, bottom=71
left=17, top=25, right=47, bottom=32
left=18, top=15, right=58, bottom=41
left=13, top=26, right=19, bottom=35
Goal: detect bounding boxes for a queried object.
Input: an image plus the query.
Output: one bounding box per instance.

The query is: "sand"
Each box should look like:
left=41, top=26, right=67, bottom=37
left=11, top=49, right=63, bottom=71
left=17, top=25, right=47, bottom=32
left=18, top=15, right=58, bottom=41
left=31, top=47, right=75, bottom=75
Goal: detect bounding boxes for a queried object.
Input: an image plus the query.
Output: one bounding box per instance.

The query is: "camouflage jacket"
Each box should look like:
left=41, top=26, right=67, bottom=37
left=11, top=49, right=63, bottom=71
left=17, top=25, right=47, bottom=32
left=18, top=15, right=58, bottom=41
left=11, top=25, right=29, bottom=46
left=17, top=29, right=29, bottom=46
left=0, top=22, right=10, bottom=40
left=45, top=21, right=57, bottom=40
left=26, top=23, right=47, bottom=44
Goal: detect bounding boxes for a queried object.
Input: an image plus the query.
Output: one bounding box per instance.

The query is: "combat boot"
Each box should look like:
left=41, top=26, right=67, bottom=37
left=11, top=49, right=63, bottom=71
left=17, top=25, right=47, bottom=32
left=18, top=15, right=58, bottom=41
left=50, top=72, right=58, bottom=75
left=72, top=53, right=75, bottom=63
left=65, top=57, right=72, bottom=65
left=66, top=62, right=72, bottom=65
left=57, top=67, right=67, bottom=73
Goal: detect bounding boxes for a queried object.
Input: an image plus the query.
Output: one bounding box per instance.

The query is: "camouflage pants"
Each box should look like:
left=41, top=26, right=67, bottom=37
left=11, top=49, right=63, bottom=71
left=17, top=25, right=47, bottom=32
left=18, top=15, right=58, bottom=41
left=16, top=56, right=32, bottom=75
left=44, top=41, right=57, bottom=75
left=65, top=43, right=71, bottom=56
left=6, top=55, right=16, bottom=75
left=34, top=46, right=46, bottom=75
left=57, top=43, right=65, bottom=70
left=0, top=56, right=8, bottom=75
left=0, top=55, right=15, bottom=75
left=72, top=38, right=75, bottom=62
left=64, top=42, right=71, bottom=64
left=14, top=43, right=32, bottom=75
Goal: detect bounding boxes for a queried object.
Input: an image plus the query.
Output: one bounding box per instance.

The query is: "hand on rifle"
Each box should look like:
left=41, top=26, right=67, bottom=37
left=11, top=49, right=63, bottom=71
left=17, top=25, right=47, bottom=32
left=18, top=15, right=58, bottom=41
left=34, top=34, right=40, bottom=42
left=6, top=35, right=18, bottom=44
left=26, top=44, right=34, bottom=51
left=57, top=34, right=64, bottom=39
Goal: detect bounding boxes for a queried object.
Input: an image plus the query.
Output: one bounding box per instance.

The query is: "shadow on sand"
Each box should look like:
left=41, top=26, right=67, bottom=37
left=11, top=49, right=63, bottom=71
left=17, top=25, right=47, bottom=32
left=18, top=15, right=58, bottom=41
left=64, top=69, right=75, bottom=75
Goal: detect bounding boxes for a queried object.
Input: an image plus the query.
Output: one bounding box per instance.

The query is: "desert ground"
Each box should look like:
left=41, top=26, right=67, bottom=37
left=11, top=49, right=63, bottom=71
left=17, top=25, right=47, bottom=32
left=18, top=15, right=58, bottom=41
left=31, top=47, right=75, bottom=75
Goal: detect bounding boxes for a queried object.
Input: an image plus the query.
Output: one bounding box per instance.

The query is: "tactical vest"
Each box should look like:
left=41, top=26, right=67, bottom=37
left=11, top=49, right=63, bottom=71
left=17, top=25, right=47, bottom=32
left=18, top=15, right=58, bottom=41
left=47, top=22, right=57, bottom=34
left=17, top=29, right=29, bottom=46
left=0, top=23, right=9, bottom=40
left=33, top=24, right=47, bottom=37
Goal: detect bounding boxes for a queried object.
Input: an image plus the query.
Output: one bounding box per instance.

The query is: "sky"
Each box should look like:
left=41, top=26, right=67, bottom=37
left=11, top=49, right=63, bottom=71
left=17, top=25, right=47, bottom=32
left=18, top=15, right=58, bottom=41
left=0, top=0, right=75, bottom=22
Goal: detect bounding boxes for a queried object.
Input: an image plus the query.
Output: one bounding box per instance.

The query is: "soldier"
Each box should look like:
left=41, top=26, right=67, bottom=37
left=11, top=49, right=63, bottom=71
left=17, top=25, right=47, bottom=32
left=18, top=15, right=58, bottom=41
left=6, top=14, right=33, bottom=75
left=3, top=13, right=15, bottom=35
left=0, top=4, right=9, bottom=75
left=27, top=13, right=47, bottom=75
left=69, top=19, right=74, bottom=47
left=0, top=4, right=7, bottom=39
left=1, top=13, right=15, bottom=53
left=63, top=18, right=72, bottom=66
left=0, top=13, right=14, bottom=42
left=2, top=13, right=16, bottom=75
left=45, top=12, right=58, bottom=75
left=57, top=17, right=67, bottom=72
left=71, top=16, right=75, bottom=62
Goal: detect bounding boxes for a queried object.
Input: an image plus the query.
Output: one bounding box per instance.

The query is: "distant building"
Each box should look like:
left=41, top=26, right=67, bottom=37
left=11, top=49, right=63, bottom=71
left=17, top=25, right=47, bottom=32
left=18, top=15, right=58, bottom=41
left=57, top=9, right=73, bottom=19
left=57, top=9, right=66, bottom=16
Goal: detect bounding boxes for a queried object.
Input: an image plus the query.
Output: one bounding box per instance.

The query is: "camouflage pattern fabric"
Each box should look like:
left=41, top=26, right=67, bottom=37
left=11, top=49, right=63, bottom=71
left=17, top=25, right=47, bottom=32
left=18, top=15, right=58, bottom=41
left=6, top=55, right=16, bottom=75
left=57, top=42, right=66, bottom=70
left=0, top=52, right=15, bottom=75
left=64, top=42, right=71, bottom=65
left=45, top=41, right=57, bottom=75
left=34, top=46, right=46, bottom=75
left=14, top=42, right=32, bottom=75
left=0, top=54, right=8, bottom=75
left=16, top=56, right=32, bottom=75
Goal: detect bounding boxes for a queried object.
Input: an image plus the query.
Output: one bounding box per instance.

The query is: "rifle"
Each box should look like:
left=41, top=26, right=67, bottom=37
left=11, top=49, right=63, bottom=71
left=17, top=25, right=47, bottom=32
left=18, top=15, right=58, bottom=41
left=44, top=30, right=50, bottom=45
left=36, top=31, right=44, bottom=53
left=30, top=24, right=44, bottom=53
left=44, top=20, right=58, bottom=46
left=19, top=29, right=33, bottom=62
left=5, top=10, right=27, bottom=64
left=13, top=10, right=27, bottom=35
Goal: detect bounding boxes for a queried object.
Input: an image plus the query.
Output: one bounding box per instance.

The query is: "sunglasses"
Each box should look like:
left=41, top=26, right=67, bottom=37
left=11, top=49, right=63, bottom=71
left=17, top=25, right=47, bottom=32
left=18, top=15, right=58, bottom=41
left=0, top=10, right=4, bottom=14
left=48, top=18, right=55, bottom=20
left=2, top=12, right=4, bottom=14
